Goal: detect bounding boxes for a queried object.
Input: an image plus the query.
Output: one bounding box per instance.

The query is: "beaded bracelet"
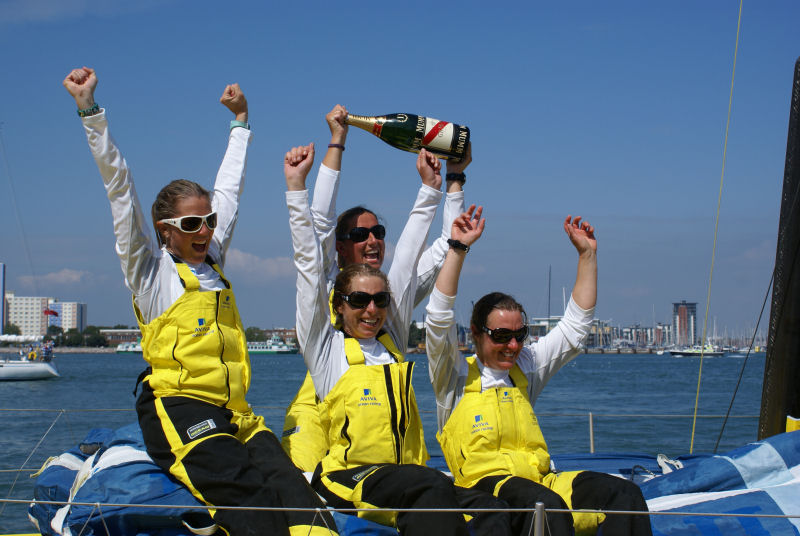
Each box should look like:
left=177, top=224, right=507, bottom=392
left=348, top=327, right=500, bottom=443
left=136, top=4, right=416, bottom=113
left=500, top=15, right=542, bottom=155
left=77, top=103, right=100, bottom=118
left=328, top=143, right=345, bottom=151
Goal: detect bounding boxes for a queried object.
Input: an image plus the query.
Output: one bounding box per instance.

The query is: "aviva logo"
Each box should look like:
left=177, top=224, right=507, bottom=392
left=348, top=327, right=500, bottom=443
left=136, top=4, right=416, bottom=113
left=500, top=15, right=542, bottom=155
left=359, top=388, right=380, bottom=407
left=472, top=413, right=492, bottom=433
left=193, top=317, right=212, bottom=337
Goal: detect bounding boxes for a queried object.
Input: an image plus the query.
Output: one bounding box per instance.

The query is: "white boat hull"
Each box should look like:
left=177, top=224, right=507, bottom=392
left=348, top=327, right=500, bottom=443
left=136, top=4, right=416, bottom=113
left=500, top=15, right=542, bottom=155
left=0, top=359, right=59, bottom=380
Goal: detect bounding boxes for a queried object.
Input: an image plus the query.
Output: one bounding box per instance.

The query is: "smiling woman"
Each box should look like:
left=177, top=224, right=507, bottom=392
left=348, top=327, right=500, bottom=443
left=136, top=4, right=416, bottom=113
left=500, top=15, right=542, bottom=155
left=284, top=145, right=510, bottom=535
left=63, top=66, right=335, bottom=536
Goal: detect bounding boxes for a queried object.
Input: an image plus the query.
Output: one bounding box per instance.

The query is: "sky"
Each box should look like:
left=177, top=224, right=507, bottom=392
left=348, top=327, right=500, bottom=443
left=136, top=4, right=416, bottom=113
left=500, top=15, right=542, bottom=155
left=1, top=1, right=798, bottom=340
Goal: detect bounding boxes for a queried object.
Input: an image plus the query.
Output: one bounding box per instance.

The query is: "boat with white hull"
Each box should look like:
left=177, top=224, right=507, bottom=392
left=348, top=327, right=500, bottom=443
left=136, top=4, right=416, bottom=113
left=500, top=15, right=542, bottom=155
left=0, top=357, right=59, bottom=380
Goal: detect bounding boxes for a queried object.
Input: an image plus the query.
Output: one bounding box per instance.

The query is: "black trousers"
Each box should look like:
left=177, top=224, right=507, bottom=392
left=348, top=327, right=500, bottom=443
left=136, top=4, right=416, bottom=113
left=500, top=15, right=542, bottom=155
left=476, top=471, right=652, bottom=536
left=137, top=382, right=337, bottom=536
left=313, top=463, right=512, bottom=536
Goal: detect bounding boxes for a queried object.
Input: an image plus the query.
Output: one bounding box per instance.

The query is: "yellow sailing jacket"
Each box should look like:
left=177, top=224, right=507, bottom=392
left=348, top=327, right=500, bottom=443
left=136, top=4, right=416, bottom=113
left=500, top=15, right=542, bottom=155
left=437, top=356, right=550, bottom=489
left=318, top=334, right=428, bottom=476
left=135, top=260, right=250, bottom=413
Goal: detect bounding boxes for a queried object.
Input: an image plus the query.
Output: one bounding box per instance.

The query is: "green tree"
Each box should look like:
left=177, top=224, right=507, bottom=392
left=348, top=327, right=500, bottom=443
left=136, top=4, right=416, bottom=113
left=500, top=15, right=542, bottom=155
left=3, top=323, right=21, bottom=335
left=408, top=322, right=425, bottom=348
left=63, top=328, right=83, bottom=347
left=46, top=325, right=63, bottom=345
left=82, top=326, right=108, bottom=347
left=245, top=326, right=266, bottom=342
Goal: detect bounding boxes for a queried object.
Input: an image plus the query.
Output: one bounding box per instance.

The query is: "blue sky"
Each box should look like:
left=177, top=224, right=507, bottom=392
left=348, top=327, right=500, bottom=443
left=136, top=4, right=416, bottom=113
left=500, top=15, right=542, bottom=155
left=1, top=1, right=798, bottom=339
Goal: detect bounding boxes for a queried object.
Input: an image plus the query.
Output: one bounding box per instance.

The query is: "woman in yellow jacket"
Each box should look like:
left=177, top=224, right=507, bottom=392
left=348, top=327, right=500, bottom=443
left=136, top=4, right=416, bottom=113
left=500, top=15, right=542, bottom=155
left=64, top=67, right=335, bottom=536
left=425, top=211, right=652, bottom=536
left=285, top=144, right=509, bottom=536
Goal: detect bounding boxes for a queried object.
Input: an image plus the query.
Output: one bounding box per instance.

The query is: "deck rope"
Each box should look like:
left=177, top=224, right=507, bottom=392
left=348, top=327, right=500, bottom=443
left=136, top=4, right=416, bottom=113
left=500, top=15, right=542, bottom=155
left=690, top=0, right=743, bottom=454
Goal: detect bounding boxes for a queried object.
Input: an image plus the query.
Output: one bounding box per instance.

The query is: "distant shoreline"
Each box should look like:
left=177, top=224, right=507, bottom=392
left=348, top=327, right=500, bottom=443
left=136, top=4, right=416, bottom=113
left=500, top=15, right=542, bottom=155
left=0, top=346, right=116, bottom=354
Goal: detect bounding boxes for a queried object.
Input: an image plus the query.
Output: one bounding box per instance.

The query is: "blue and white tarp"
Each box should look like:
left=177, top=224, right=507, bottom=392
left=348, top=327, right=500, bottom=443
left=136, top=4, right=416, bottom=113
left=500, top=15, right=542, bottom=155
left=641, top=431, right=800, bottom=535
left=30, top=424, right=800, bottom=535
left=29, top=424, right=213, bottom=536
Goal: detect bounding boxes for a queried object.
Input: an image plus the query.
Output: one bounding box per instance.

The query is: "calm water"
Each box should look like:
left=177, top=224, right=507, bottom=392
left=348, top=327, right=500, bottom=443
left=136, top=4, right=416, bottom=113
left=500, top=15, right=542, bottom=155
left=0, top=351, right=765, bottom=533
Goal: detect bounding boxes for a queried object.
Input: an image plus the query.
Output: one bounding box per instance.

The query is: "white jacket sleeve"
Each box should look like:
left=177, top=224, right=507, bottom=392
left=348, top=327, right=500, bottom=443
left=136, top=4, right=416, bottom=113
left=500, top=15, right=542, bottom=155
left=209, top=126, right=253, bottom=265
left=288, top=189, right=338, bottom=398
left=425, top=287, right=465, bottom=431
left=524, top=297, right=594, bottom=403
left=385, top=184, right=442, bottom=351
left=414, top=190, right=465, bottom=307
left=82, top=111, right=157, bottom=297
left=309, top=164, right=341, bottom=285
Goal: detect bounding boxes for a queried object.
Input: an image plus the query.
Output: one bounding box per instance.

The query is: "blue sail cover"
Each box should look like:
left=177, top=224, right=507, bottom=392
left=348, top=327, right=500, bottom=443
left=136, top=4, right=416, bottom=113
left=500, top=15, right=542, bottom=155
left=29, top=425, right=800, bottom=535
left=641, top=431, right=800, bottom=535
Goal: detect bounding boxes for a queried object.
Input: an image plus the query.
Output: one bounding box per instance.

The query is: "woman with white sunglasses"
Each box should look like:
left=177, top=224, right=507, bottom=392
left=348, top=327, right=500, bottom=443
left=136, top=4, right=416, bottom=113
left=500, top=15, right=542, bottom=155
left=425, top=213, right=653, bottom=535
left=64, top=67, right=336, bottom=536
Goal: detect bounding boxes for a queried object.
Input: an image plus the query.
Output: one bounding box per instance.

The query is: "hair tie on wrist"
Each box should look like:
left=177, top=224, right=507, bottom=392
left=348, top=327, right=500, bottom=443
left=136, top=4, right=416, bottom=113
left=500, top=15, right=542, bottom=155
left=447, top=238, right=470, bottom=253
left=446, top=172, right=466, bottom=184
left=77, top=103, right=100, bottom=118
left=328, top=143, right=345, bottom=151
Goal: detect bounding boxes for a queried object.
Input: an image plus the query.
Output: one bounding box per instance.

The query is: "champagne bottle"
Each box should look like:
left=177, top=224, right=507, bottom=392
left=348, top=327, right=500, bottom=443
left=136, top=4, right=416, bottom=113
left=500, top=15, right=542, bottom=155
left=345, top=113, right=470, bottom=161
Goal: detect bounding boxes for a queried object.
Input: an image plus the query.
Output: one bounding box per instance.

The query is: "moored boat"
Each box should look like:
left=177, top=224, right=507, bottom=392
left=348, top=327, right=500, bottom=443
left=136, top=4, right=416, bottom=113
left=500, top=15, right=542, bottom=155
left=0, top=344, right=58, bottom=381
left=115, top=340, right=142, bottom=353
left=247, top=334, right=298, bottom=355
left=666, top=345, right=726, bottom=357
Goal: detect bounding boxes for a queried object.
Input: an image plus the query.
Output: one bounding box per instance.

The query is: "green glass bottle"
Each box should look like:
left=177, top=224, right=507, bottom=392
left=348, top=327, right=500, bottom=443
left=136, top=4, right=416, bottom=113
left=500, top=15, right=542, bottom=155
left=345, top=113, right=470, bottom=161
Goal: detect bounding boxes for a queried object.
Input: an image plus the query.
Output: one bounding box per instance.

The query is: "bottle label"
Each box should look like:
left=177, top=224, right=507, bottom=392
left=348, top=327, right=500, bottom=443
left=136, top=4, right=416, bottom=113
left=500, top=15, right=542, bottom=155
left=422, top=117, right=454, bottom=152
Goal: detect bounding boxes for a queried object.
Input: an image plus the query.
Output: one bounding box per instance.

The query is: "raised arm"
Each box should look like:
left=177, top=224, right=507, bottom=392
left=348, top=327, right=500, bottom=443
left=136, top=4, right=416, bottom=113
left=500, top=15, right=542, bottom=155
left=384, top=149, right=443, bottom=348
left=563, top=215, right=597, bottom=310
left=310, top=105, right=349, bottom=283
left=524, top=215, right=597, bottom=402
left=426, top=205, right=485, bottom=429
left=64, top=67, right=156, bottom=295
left=210, top=83, right=253, bottom=264
left=414, top=143, right=472, bottom=305
left=285, top=144, right=335, bottom=388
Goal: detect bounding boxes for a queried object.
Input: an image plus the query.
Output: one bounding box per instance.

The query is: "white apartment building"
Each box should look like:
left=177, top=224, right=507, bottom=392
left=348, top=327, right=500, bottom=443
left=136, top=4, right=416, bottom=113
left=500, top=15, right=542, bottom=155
left=4, top=292, right=88, bottom=337
left=5, top=292, right=50, bottom=337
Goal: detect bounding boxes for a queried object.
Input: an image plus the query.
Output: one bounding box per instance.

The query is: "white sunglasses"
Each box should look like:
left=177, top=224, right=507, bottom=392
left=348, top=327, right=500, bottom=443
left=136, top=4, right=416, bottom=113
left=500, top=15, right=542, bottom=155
left=158, top=212, right=217, bottom=233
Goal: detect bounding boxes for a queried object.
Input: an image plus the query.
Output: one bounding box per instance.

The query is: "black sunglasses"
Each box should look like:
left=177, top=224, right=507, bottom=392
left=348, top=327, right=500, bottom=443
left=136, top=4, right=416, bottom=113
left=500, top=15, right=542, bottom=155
left=159, top=212, right=218, bottom=233
left=338, top=291, right=391, bottom=309
left=337, top=225, right=386, bottom=243
left=481, top=325, right=529, bottom=344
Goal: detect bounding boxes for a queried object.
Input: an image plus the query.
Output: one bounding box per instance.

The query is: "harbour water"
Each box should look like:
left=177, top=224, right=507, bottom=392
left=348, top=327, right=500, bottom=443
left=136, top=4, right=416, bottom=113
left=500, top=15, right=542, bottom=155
left=0, top=351, right=765, bottom=533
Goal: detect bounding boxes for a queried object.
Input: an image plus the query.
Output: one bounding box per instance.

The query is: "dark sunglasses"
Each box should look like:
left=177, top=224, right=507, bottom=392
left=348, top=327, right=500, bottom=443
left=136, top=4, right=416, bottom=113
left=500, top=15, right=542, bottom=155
left=338, top=291, right=391, bottom=309
left=159, top=212, right=217, bottom=233
left=337, top=224, right=386, bottom=243
left=481, top=325, right=529, bottom=344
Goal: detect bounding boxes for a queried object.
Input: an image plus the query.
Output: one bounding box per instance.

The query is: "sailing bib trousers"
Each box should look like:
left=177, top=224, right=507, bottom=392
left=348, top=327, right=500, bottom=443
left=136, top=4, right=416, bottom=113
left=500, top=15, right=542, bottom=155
left=136, top=262, right=336, bottom=536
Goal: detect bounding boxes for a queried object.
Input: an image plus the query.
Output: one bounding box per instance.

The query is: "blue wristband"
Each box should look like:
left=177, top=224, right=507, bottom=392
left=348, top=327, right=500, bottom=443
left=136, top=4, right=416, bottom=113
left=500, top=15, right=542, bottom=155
left=230, top=120, right=250, bottom=131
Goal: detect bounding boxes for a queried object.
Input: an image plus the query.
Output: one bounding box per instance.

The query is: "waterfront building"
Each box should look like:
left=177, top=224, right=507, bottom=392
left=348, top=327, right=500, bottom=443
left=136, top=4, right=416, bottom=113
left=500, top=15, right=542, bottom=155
left=46, top=301, right=88, bottom=333
left=100, top=328, right=141, bottom=346
left=4, top=292, right=88, bottom=338
left=673, top=301, right=698, bottom=346
left=5, top=292, right=51, bottom=337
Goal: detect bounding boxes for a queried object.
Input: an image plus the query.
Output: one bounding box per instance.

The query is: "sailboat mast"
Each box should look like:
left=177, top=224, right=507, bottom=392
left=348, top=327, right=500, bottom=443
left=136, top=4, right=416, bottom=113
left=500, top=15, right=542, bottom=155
left=759, top=56, right=800, bottom=439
